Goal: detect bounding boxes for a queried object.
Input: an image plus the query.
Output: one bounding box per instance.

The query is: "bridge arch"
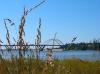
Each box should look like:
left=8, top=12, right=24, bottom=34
left=42, top=39, right=64, bottom=49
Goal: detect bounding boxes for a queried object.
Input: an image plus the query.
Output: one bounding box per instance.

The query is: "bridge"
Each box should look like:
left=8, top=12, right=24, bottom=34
left=0, top=38, right=65, bottom=50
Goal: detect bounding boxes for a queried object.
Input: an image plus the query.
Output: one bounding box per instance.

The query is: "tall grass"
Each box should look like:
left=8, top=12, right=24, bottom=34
left=0, top=58, right=100, bottom=74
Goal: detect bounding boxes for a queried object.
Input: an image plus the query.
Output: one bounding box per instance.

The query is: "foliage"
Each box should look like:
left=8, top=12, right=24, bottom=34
left=61, top=39, right=100, bottom=50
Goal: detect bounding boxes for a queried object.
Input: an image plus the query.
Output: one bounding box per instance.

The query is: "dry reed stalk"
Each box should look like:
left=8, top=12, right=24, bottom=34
left=0, top=39, right=3, bottom=44
left=52, top=32, right=57, bottom=49
left=17, top=0, right=45, bottom=58
left=46, top=48, right=54, bottom=67
left=35, top=18, right=42, bottom=59
left=4, top=19, right=10, bottom=46
left=3, top=19, right=16, bottom=51
left=18, top=7, right=26, bottom=53
left=0, top=39, right=3, bottom=49
left=4, top=19, right=15, bottom=50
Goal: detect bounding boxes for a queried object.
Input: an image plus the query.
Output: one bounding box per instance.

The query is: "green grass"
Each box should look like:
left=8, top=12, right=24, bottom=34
left=0, top=58, right=100, bottom=74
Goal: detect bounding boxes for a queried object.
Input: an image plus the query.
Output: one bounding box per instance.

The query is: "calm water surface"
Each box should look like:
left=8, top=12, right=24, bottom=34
left=0, top=50, right=100, bottom=61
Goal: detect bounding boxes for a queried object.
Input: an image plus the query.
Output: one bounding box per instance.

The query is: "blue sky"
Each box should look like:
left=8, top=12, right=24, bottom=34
left=0, top=0, right=100, bottom=44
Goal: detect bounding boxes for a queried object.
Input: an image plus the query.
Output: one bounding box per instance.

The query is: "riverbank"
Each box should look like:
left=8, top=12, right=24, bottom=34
left=0, top=58, right=100, bottom=74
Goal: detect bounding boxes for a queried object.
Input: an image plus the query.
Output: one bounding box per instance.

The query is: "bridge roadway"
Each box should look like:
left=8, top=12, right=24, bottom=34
left=0, top=44, right=64, bottom=47
left=0, top=44, right=65, bottom=50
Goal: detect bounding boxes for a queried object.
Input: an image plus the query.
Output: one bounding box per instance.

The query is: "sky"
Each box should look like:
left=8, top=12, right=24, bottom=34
left=0, top=0, right=100, bottom=44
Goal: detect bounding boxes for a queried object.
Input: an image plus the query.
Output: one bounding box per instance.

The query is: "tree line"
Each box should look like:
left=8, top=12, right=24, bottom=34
left=60, top=39, right=100, bottom=51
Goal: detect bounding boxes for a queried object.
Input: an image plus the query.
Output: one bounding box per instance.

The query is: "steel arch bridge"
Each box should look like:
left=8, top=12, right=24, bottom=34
left=41, top=39, right=64, bottom=50
left=0, top=39, right=64, bottom=51
left=43, top=39, right=64, bottom=45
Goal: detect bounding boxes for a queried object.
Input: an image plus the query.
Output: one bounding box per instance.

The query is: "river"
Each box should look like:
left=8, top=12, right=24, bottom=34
left=0, top=50, right=100, bottom=61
